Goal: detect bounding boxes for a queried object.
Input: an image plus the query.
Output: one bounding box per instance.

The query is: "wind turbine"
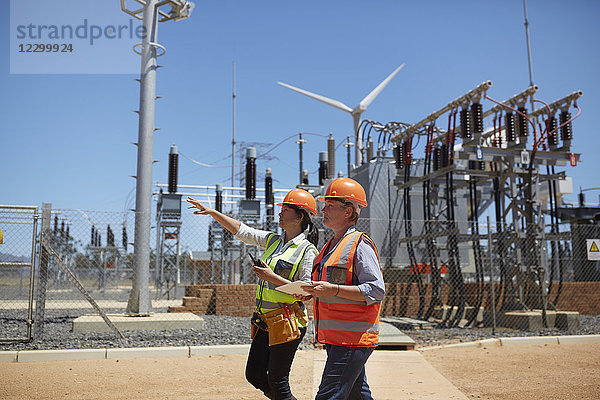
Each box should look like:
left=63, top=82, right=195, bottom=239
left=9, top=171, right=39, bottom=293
left=277, top=63, right=405, bottom=167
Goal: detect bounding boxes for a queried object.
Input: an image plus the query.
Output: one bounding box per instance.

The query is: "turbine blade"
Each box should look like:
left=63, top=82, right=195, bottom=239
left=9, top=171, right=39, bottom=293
left=359, top=63, right=405, bottom=109
left=277, top=81, right=353, bottom=114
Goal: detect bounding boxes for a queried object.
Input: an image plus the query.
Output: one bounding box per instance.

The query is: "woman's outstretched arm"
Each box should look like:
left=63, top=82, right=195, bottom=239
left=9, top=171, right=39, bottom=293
left=186, top=196, right=240, bottom=234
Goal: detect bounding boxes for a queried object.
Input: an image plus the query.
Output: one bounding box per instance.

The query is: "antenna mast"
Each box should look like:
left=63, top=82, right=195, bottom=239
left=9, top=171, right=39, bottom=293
left=232, top=58, right=236, bottom=210
left=523, top=0, right=535, bottom=87
left=523, top=0, right=537, bottom=117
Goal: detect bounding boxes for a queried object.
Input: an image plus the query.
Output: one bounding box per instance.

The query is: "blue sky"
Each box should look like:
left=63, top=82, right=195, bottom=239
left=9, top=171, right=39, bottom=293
left=2, top=0, right=599, bottom=213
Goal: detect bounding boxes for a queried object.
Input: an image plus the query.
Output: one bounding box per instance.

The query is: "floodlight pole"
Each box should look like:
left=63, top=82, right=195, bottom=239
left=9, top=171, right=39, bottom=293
left=127, top=0, right=160, bottom=315
left=121, top=0, right=194, bottom=314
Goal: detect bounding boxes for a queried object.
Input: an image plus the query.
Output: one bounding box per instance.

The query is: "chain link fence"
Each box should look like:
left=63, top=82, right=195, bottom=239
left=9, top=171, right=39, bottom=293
left=1, top=204, right=599, bottom=346
left=0, top=205, right=38, bottom=342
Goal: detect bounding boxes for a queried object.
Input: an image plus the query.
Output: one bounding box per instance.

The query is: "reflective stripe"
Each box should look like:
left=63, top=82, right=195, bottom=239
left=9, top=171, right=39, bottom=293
left=319, top=296, right=367, bottom=305
left=318, top=319, right=380, bottom=334
left=264, top=234, right=281, bottom=259
left=290, top=241, right=310, bottom=261
left=337, top=232, right=359, bottom=272
left=256, top=298, right=284, bottom=310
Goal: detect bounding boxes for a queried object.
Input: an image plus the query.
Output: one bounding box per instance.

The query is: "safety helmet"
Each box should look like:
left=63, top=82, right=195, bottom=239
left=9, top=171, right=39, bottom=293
left=276, top=188, right=318, bottom=216
left=317, top=177, right=368, bottom=208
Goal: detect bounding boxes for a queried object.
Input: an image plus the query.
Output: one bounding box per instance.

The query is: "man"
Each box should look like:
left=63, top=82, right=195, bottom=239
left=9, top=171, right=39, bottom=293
left=302, top=177, right=385, bottom=400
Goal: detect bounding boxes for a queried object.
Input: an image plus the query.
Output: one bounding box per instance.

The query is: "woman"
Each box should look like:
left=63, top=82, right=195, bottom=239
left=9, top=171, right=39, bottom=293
left=187, top=188, right=319, bottom=400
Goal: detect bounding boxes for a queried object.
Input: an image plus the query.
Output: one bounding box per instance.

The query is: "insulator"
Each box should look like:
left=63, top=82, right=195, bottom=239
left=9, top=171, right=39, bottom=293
left=245, top=147, right=256, bottom=200
left=54, top=216, right=59, bottom=233
left=215, top=183, right=223, bottom=213
left=394, top=143, right=404, bottom=169
left=122, top=226, right=128, bottom=249
left=403, top=140, right=412, bottom=166
left=302, top=169, right=309, bottom=185
left=327, top=133, right=335, bottom=178
left=91, top=226, right=95, bottom=246
left=560, top=111, right=573, bottom=141
left=107, top=225, right=114, bottom=247
left=318, top=151, right=328, bottom=185
left=505, top=112, right=516, bottom=142
left=265, top=168, right=274, bottom=228
left=265, top=169, right=274, bottom=206
left=168, top=145, right=179, bottom=194
left=460, top=108, right=472, bottom=139
left=547, top=116, right=559, bottom=146
left=441, top=144, right=449, bottom=167
left=517, top=107, right=528, bottom=137
left=393, top=145, right=400, bottom=164
left=471, top=103, right=483, bottom=134
left=433, top=146, right=441, bottom=171
left=366, top=139, right=374, bottom=161
left=493, top=133, right=503, bottom=148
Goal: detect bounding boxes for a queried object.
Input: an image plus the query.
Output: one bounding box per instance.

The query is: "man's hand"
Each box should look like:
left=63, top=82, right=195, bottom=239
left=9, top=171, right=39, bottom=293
left=302, top=280, right=338, bottom=298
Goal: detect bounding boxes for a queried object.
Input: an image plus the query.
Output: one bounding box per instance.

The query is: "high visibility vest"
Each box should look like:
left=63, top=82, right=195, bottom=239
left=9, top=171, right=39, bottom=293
left=255, top=233, right=316, bottom=327
left=312, top=230, right=382, bottom=346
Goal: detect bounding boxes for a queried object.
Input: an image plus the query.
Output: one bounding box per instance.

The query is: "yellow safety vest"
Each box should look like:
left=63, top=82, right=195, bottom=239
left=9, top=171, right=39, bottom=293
left=255, top=233, right=316, bottom=327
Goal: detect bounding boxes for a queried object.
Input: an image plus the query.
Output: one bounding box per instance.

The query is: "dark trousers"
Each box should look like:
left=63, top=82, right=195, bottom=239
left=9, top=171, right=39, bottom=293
left=315, top=344, right=374, bottom=400
left=245, top=326, right=306, bottom=400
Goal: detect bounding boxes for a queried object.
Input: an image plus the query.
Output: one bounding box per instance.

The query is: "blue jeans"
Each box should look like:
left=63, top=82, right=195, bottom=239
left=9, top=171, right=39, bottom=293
left=315, top=344, right=375, bottom=400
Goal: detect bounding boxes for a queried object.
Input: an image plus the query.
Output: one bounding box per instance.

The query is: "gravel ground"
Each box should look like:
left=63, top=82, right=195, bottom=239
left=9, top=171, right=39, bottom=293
left=2, top=309, right=600, bottom=352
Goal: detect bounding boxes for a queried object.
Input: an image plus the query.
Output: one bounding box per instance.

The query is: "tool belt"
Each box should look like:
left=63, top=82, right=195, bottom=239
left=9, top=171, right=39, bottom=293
left=251, top=302, right=308, bottom=346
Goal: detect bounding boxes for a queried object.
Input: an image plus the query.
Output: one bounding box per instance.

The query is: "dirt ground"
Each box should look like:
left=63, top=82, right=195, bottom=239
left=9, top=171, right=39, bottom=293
left=1, top=343, right=599, bottom=399
left=422, top=343, right=600, bottom=400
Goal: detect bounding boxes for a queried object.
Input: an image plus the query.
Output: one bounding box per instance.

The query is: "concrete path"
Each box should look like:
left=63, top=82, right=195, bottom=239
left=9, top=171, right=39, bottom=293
left=311, top=349, right=468, bottom=399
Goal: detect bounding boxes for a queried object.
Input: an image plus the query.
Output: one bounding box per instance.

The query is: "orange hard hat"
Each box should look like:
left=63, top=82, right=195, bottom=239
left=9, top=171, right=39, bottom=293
left=317, top=177, right=368, bottom=208
left=276, top=188, right=318, bottom=216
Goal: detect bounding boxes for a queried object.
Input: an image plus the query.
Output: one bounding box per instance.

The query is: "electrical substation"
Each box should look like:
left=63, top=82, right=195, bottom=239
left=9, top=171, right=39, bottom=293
left=5, top=1, right=598, bottom=349
left=153, top=75, right=592, bottom=331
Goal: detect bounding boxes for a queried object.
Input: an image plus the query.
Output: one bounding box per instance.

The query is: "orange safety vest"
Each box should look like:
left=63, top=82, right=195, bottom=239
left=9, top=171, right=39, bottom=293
left=312, top=230, right=382, bottom=346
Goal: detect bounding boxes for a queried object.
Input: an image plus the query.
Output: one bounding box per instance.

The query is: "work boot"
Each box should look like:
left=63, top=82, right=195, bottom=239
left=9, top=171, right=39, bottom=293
left=264, top=392, right=296, bottom=400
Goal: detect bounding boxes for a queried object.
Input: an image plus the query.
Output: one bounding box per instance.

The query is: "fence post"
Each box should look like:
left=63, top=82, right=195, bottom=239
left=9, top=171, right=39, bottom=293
left=487, top=216, right=497, bottom=335
left=34, top=202, right=51, bottom=341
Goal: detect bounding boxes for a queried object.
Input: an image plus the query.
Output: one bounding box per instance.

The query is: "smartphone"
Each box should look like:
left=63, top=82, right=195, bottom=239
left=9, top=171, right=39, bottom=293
left=247, top=253, right=260, bottom=266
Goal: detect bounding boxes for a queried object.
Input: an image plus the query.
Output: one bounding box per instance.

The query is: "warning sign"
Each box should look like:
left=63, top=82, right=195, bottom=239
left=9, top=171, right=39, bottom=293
left=587, top=239, right=600, bottom=261
left=0, top=230, right=3, bottom=244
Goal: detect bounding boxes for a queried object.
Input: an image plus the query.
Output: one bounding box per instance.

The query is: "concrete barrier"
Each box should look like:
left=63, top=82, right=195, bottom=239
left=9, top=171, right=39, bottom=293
left=500, top=336, right=559, bottom=346
left=190, top=344, right=250, bottom=357
left=0, top=351, right=18, bottom=363
left=17, top=348, right=106, bottom=363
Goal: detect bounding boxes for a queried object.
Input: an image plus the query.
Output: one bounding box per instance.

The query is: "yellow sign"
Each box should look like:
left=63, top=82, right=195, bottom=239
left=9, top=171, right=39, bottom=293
left=0, top=230, right=3, bottom=244
left=587, top=239, right=600, bottom=261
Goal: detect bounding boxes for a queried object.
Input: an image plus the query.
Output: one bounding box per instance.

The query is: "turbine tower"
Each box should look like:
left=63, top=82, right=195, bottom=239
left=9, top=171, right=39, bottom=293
left=277, top=63, right=405, bottom=167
